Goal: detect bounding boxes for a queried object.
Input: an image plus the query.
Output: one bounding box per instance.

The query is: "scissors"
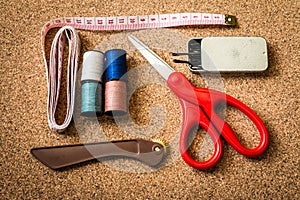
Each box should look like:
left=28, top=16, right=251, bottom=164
left=128, top=35, right=269, bottom=170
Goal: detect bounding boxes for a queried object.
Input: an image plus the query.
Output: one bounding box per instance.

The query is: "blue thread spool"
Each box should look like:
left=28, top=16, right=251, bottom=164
left=81, top=50, right=104, bottom=116
left=105, top=49, right=127, bottom=81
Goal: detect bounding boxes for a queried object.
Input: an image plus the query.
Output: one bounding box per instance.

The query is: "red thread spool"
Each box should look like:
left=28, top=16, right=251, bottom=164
left=104, top=80, right=127, bottom=115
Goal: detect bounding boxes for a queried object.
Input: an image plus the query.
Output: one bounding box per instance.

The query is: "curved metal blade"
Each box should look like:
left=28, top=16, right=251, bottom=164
left=128, top=35, right=174, bottom=80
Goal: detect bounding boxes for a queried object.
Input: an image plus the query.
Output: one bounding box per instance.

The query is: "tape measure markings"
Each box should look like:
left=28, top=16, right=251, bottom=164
left=43, top=13, right=230, bottom=32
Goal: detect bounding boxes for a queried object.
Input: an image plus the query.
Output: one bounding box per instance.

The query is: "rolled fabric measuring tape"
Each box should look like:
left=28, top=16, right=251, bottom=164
left=81, top=50, right=105, bottom=117
left=45, top=26, right=80, bottom=132
left=41, top=13, right=236, bottom=132
left=104, top=49, right=128, bottom=115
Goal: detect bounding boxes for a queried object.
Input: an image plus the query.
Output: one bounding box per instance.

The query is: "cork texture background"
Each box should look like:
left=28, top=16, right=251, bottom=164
left=1, top=0, right=299, bottom=199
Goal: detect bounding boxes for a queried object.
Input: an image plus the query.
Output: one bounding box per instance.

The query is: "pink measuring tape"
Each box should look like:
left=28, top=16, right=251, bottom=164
left=41, top=13, right=236, bottom=132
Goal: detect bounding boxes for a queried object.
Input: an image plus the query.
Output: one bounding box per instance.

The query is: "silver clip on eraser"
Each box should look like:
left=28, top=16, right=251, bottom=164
left=173, top=37, right=268, bottom=72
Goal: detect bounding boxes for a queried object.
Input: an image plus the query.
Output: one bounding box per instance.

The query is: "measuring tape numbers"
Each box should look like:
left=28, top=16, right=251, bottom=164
left=41, top=13, right=236, bottom=132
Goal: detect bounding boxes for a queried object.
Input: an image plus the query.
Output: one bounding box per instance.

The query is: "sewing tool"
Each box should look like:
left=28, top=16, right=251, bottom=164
left=31, top=139, right=167, bottom=170
left=128, top=35, right=269, bottom=170
left=45, top=26, right=80, bottom=132
left=81, top=50, right=105, bottom=116
left=173, top=37, right=268, bottom=72
left=105, top=49, right=127, bottom=81
left=42, top=13, right=236, bottom=35
left=42, top=13, right=236, bottom=132
left=81, top=82, right=103, bottom=116
left=81, top=50, right=105, bottom=81
left=105, top=81, right=127, bottom=115
left=104, top=49, right=128, bottom=115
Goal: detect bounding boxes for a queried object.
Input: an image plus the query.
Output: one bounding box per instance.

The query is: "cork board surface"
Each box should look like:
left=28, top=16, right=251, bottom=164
left=1, top=0, right=299, bottom=199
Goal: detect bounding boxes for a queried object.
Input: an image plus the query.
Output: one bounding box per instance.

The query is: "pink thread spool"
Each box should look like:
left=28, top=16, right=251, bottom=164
left=104, top=80, right=127, bottom=115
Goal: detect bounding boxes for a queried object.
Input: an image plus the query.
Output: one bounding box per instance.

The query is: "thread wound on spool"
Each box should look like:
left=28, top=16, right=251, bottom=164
left=105, top=81, right=127, bottom=115
left=81, top=50, right=105, bottom=82
left=81, top=50, right=105, bottom=116
left=81, top=81, right=103, bottom=116
left=105, top=49, right=127, bottom=81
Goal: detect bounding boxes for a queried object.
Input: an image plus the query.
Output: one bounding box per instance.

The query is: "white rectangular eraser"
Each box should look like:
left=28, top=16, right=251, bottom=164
left=201, top=37, right=268, bottom=72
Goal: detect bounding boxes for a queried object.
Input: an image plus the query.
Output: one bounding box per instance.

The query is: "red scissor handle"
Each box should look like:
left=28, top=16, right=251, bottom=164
left=167, top=72, right=269, bottom=170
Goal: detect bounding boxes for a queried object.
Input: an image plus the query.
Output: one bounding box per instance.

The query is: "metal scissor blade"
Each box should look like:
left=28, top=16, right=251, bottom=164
left=128, top=35, right=174, bottom=80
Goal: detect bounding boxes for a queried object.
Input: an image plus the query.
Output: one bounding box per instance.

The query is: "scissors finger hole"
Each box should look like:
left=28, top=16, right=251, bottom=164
left=187, top=126, right=215, bottom=162
left=225, top=106, right=261, bottom=149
